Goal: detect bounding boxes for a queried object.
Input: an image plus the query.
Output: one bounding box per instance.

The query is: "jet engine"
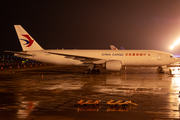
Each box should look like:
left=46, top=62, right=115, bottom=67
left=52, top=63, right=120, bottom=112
left=102, top=60, right=122, bottom=71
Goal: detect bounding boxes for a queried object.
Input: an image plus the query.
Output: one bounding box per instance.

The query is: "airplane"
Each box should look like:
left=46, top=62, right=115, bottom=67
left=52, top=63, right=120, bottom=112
left=110, top=45, right=118, bottom=50
left=5, top=25, right=178, bottom=74
left=110, top=45, right=125, bottom=50
left=121, top=47, right=125, bottom=50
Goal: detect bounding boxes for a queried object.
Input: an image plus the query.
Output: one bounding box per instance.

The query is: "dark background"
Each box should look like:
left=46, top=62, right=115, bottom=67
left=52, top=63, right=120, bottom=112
left=1, top=0, right=180, bottom=55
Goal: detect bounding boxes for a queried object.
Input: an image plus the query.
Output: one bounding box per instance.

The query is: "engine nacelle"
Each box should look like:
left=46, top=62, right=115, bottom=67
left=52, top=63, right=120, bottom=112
left=102, top=60, right=122, bottom=71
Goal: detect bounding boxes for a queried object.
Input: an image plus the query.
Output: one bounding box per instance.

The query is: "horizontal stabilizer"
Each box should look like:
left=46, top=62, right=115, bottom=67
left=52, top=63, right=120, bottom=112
left=4, top=51, right=33, bottom=56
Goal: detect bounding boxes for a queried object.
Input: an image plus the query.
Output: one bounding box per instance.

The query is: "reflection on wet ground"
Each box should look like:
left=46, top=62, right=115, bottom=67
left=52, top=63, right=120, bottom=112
left=0, top=66, right=180, bottom=119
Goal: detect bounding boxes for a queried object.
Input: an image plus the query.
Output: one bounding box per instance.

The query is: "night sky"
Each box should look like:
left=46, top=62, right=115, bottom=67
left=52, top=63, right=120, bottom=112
left=1, top=0, right=180, bottom=55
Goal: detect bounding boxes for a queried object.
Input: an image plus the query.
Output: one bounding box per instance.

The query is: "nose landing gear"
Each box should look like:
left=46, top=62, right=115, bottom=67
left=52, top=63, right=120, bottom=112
left=157, top=66, right=164, bottom=73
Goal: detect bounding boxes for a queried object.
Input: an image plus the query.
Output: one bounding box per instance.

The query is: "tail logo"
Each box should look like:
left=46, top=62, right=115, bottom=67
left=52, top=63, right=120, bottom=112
left=20, top=35, right=34, bottom=47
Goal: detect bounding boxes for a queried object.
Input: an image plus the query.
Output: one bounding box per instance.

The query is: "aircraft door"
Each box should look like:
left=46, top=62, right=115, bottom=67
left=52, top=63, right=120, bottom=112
left=158, top=54, right=162, bottom=60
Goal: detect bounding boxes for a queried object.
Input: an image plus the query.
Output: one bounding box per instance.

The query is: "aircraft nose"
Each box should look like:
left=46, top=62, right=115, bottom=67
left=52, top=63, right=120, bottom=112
left=173, top=57, right=179, bottom=63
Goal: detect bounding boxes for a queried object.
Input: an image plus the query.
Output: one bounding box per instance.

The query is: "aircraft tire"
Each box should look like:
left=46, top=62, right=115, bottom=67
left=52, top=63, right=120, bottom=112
left=84, top=69, right=100, bottom=74
left=84, top=70, right=89, bottom=74
left=96, top=69, right=100, bottom=74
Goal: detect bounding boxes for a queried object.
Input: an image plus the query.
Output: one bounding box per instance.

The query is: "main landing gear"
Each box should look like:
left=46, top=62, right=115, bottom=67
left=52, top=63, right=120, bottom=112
left=84, top=69, right=100, bottom=74
left=84, top=64, right=100, bottom=74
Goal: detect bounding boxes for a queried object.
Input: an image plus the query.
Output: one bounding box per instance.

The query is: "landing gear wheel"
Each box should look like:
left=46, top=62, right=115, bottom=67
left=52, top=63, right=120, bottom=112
left=96, top=69, right=100, bottom=74
left=84, top=69, right=100, bottom=74
left=94, top=69, right=100, bottom=74
left=84, top=70, right=89, bottom=74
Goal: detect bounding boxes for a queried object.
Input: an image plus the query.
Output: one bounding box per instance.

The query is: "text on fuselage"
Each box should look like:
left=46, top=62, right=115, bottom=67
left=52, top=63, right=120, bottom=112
left=101, top=53, right=151, bottom=56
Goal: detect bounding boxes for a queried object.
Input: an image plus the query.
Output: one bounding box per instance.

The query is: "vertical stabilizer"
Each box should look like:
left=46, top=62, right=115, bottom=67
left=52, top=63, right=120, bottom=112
left=14, top=25, right=43, bottom=51
left=110, top=45, right=118, bottom=50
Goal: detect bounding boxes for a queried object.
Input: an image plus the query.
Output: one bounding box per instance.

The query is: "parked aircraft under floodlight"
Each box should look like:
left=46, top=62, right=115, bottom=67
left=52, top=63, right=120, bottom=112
left=5, top=25, right=178, bottom=73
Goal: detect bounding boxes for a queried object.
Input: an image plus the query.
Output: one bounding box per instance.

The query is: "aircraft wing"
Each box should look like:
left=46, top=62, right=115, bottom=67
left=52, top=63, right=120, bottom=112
left=4, top=51, right=33, bottom=56
left=46, top=52, right=104, bottom=64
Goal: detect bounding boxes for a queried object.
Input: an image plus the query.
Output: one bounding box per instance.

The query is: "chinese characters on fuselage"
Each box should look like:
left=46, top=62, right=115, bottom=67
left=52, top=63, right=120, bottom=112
left=101, top=53, right=150, bottom=56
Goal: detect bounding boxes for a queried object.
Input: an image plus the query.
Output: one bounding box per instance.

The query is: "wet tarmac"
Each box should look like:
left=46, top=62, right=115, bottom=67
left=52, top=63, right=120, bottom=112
left=0, top=66, right=180, bottom=120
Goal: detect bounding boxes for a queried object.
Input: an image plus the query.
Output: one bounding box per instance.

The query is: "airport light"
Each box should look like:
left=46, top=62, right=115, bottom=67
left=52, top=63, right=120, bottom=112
left=170, top=45, right=174, bottom=50
left=170, top=38, right=180, bottom=50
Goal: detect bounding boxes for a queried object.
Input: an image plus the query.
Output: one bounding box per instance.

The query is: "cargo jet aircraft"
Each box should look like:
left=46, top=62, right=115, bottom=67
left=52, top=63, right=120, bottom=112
left=110, top=45, right=125, bottom=50
left=5, top=25, right=178, bottom=73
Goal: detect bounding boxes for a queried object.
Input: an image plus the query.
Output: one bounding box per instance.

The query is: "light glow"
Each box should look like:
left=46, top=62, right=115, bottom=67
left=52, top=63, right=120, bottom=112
left=170, top=45, right=174, bottom=50
left=170, top=38, right=180, bottom=50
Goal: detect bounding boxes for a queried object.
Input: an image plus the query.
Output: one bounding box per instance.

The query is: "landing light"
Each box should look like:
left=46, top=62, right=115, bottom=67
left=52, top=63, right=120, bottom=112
left=170, top=45, right=174, bottom=50
left=170, top=38, right=180, bottom=50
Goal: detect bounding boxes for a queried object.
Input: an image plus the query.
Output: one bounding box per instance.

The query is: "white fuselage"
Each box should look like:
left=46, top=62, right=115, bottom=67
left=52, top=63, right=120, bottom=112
left=15, top=50, right=178, bottom=67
